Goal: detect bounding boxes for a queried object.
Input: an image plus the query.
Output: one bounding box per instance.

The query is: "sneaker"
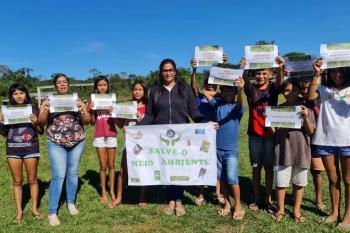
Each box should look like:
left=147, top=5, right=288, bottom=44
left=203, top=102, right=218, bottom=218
left=48, top=214, right=60, bottom=226
left=67, top=204, right=79, bottom=215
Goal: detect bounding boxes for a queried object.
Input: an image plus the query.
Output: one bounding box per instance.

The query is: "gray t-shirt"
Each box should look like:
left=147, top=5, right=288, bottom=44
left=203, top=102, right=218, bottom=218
left=312, top=85, right=350, bottom=146
left=274, top=108, right=315, bottom=169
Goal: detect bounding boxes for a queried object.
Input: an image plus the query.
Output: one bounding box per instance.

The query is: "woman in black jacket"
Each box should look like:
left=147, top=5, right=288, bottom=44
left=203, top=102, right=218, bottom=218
left=141, top=58, right=203, bottom=216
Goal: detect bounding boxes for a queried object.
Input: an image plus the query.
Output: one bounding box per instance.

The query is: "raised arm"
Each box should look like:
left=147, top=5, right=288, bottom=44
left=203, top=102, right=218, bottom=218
left=308, top=59, right=323, bottom=101
left=190, top=58, right=199, bottom=97
left=240, top=57, right=251, bottom=89
left=235, top=77, right=244, bottom=107
left=38, top=97, right=50, bottom=126
left=275, top=55, right=285, bottom=88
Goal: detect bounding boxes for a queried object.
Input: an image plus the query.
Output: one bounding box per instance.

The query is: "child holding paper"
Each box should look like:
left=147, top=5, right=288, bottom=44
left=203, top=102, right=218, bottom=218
left=115, top=80, right=148, bottom=207
left=270, top=79, right=315, bottom=222
left=300, top=77, right=327, bottom=212
left=0, top=83, right=44, bottom=224
left=241, top=55, right=285, bottom=211
left=308, top=59, right=350, bottom=230
left=88, top=75, right=118, bottom=207
left=190, top=55, right=227, bottom=206
left=203, top=78, right=245, bottom=220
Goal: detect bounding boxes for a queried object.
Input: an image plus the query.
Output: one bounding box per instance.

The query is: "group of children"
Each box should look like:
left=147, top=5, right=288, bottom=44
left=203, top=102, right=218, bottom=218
left=1, top=55, right=350, bottom=231
left=190, top=55, right=350, bottom=231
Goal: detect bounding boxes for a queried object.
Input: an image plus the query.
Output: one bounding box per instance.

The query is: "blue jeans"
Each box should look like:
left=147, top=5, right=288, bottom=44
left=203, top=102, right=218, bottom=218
left=248, top=135, right=274, bottom=167
left=48, top=140, right=85, bottom=214
left=217, top=149, right=239, bottom=184
left=315, top=145, right=350, bottom=157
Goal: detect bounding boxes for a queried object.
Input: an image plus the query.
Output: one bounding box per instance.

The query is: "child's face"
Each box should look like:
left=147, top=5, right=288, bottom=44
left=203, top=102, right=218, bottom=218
left=12, top=89, right=26, bottom=104
left=255, top=69, right=272, bottom=85
left=283, top=83, right=299, bottom=102
left=220, top=86, right=237, bottom=102
left=97, top=80, right=108, bottom=94
left=329, top=69, right=344, bottom=86
left=205, top=83, right=218, bottom=92
left=133, top=84, right=144, bottom=102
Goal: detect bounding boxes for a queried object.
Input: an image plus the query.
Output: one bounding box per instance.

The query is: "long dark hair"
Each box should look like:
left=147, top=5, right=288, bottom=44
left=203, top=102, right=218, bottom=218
left=9, top=83, right=32, bottom=105
left=94, top=75, right=110, bottom=94
left=132, top=80, right=148, bottom=104
left=282, top=78, right=301, bottom=94
left=156, top=58, right=186, bottom=101
left=158, top=58, right=178, bottom=84
left=324, top=67, right=350, bottom=88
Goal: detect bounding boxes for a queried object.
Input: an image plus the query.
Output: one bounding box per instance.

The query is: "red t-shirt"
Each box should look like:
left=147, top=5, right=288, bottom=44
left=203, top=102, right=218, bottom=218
left=245, top=83, right=280, bottom=138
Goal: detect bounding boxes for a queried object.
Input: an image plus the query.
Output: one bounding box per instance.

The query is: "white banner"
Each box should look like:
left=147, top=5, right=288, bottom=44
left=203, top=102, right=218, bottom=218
left=91, top=93, right=116, bottom=110
left=194, top=46, right=223, bottom=66
left=244, top=45, right=278, bottom=69
left=320, top=43, right=350, bottom=69
left=49, top=93, right=78, bottom=113
left=126, top=123, right=217, bottom=186
left=284, top=55, right=316, bottom=77
left=265, top=106, right=302, bottom=129
left=208, top=66, right=244, bottom=86
left=112, top=101, right=137, bottom=119
left=1, top=105, right=32, bottom=125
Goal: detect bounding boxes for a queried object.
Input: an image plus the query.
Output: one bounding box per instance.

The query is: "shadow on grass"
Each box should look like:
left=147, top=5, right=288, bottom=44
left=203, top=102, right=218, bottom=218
left=22, top=179, right=50, bottom=210
left=82, top=169, right=101, bottom=196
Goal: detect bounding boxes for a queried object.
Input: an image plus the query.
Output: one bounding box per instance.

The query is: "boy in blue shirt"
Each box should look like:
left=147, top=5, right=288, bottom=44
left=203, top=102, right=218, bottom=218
left=204, top=77, right=245, bottom=220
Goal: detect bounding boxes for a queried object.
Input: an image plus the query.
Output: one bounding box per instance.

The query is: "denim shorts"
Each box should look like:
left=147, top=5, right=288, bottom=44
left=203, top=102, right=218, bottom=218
left=314, top=145, right=350, bottom=157
left=248, top=135, right=274, bottom=167
left=217, top=149, right=239, bottom=185
left=7, top=153, right=40, bottom=159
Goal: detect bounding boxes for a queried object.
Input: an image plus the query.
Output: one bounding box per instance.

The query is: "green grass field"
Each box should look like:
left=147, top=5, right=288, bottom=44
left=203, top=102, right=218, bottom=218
left=0, top=104, right=344, bottom=233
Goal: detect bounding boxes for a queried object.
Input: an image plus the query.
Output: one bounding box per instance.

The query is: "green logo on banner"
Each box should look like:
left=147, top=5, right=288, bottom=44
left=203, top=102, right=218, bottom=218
left=160, top=129, right=181, bottom=146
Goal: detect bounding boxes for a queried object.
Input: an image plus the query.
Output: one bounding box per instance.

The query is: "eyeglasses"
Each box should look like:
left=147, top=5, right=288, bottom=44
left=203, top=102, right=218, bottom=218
left=162, top=69, right=175, bottom=74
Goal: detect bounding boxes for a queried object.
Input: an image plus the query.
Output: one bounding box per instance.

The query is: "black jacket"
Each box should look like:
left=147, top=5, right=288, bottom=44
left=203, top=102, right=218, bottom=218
left=141, top=81, right=204, bottom=125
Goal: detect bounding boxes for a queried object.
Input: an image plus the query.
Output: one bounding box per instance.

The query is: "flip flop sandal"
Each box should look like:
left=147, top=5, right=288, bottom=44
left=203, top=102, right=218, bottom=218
left=217, top=208, right=231, bottom=216
left=319, top=216, right=337, bottom=224
left=249, top=202, right=259, bottom=211
left=12, top=217, right=22, bottom=225
left=138, top=202, right=148, bottom=208
left=233, top=210, right=245, bottom=220
left=216, top=197, right=225, bottom=205
left=32, top=212, right=43, bottom=220
left=195, top=197, right=205, bottom=206
left=315, top=203, right=327, bottom=212
left=337, top=223, right=350, bottom=231
left=271, top=212, right=285, bottom=222
left=293, top=215, right=306, bottom=223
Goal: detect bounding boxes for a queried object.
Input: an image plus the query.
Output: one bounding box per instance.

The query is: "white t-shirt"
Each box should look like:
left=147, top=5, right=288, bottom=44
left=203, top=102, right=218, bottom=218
left=312, top=85, right=350, bottom=146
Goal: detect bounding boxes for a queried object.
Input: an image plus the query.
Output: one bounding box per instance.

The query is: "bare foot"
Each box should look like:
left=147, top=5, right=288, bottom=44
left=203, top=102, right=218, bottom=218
left=109, top=199, right=121, bottom=208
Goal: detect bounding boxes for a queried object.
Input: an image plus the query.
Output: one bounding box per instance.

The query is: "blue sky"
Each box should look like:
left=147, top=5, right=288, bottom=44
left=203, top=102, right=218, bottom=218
left=1, top=0, right=349, bottom=79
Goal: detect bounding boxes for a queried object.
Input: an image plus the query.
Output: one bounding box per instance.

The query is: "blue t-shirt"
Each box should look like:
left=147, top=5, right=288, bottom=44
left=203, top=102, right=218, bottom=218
left=209, top=97, right=244, bottom=150
left=197, top=93, right=216, bottom=122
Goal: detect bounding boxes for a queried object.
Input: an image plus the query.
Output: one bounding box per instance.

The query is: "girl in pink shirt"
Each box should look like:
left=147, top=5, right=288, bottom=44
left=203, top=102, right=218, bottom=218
left=89, top=75, right=118, bottom=207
